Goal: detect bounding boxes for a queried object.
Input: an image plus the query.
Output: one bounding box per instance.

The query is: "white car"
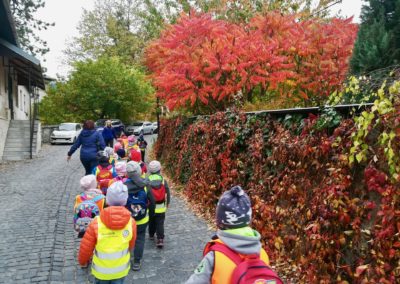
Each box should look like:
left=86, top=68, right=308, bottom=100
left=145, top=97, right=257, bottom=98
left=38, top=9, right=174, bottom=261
left=133, top=121, right=154, bottom=135
left=51, top=123, right=82, bottom=144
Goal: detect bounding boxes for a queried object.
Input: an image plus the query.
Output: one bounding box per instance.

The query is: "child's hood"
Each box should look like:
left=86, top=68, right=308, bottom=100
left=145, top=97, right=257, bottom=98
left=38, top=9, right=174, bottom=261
left=217, top=229, right=262, bottom=255
left=99, top=206, right=131, bottom=230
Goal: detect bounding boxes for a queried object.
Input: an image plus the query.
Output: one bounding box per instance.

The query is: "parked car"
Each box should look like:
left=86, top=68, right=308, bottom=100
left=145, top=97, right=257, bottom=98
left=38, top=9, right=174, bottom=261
left=132, top=121, right=154, bottom=135
left=51, top=123, right=82, bottom=144
left=95, top=119, right=125, bottom=136
left=152, top=122, right=158, bottom=134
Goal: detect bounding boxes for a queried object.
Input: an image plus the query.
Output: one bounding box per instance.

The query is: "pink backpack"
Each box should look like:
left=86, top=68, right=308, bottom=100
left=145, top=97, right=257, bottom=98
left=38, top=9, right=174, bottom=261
left=205, top=242, right=284, bottom=284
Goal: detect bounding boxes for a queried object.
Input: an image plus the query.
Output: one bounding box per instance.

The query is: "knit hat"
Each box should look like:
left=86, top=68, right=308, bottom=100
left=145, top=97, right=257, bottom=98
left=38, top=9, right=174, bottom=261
left=106, top=181, right=128, bottom=206
left=80, top=175, right=97, bottom=191
left=116, top=148, right=126, bottom=158
left=126, top=161, right=142, bottom=176
left=114, top=142, right=122, bottom=152
left=104, top=147, right=114, bottom=157
left=216, top=186, right=252, bottom=230
left=148, top=160, right=161, bottom=174
left=128, top=135, right=136, bottom=143
left=115, top=161, right=127, bottom=176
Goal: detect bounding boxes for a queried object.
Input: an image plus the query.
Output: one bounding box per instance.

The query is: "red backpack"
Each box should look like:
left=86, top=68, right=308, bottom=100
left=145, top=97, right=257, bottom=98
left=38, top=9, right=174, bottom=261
left=129, top=149, right=142, bottom=162
left=96, top=165, right=113, bottom=194
left=204, top=241, right=284, bottom=284
left=150, top=178, right=166, bottom=203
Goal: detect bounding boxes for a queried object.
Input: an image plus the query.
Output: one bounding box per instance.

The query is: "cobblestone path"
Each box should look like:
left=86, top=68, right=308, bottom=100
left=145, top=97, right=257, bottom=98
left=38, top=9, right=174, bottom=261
left=0, top=141, right=211, bottom=283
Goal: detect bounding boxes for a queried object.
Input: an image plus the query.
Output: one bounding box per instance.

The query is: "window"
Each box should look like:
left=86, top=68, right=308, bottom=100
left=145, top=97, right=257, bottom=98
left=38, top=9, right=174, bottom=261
left=76, top=124, right=81, bottom=130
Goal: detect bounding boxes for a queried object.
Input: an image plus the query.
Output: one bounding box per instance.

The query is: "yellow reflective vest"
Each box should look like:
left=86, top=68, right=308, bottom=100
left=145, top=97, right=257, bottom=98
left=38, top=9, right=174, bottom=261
left=136, top=187, right=149, bottom=226
left=92, top=217, right=133, bottom=280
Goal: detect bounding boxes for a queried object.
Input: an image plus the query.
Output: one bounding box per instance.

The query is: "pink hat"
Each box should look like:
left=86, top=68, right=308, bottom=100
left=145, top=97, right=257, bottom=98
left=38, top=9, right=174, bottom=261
left=114, top=142, right=122, bottom=152
left=80, top=175, right=97, bottom=191
left=115, top=161, right=127, bottom=176
left=128, top=135, right=136, bottom=143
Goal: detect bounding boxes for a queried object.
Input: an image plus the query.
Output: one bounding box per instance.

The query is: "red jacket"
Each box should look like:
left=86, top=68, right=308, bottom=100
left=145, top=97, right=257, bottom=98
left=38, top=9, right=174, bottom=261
left=78, top=206, right=137, bottom=266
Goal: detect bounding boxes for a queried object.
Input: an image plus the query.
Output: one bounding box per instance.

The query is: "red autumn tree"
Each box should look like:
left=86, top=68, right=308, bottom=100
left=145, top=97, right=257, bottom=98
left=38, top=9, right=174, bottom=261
left=146, top=12, right=358, bottom=112
left=249, top=13, right=358, bottom=107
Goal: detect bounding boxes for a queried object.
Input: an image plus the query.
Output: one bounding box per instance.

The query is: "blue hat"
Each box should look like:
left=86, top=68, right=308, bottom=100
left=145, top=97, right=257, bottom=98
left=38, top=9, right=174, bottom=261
left=216, top=186, right=252, bottom=229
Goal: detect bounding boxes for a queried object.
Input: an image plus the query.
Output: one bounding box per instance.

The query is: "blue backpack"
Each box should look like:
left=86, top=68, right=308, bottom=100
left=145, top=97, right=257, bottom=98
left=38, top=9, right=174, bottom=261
left=126, top=186, right=148, bottom=221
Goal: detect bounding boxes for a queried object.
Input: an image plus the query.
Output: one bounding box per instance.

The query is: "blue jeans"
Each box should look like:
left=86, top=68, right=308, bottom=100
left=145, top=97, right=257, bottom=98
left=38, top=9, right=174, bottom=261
left=94, top=277, right=125, bottom=284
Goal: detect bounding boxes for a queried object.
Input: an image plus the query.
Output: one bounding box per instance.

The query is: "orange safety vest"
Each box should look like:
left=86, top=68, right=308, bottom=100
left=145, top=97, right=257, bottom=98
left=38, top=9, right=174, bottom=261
left=205, top=238, right=270, bottom=284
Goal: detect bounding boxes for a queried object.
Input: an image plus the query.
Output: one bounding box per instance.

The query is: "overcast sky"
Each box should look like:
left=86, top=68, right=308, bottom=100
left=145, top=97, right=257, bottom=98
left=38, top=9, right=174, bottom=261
left=35, top=0, right=364, bottom=78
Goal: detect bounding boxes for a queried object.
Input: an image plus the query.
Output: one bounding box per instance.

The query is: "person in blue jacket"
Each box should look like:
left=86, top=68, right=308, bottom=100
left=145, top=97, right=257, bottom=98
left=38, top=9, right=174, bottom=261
left=67, top=120, right=106, bottom=175
left=102, top=120, right=117, bottom=147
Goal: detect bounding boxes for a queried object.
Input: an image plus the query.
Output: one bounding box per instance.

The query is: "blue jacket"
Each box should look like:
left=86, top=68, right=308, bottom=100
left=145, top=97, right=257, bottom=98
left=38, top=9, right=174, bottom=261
left=68, top=129, right=105, bottom=161
left=102, top=126, right=117, bottom=141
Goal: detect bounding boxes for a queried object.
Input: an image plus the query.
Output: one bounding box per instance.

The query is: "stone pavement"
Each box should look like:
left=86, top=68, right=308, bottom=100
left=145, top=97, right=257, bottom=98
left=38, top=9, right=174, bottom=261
left=0, top=142, right=211, bottom=283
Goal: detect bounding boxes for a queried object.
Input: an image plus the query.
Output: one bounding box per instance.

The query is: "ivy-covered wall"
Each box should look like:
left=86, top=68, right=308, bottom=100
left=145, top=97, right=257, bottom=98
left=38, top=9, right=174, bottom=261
left=155, top=106, right=400, bottom=282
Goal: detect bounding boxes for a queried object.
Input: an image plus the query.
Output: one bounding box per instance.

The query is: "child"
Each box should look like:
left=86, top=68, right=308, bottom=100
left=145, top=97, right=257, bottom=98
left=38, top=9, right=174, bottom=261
left=74, top=175, right=105, bottom=238
left=109, top=161, right=128, bottom=186
left=186, top=186, right=283, bottom=284
left=92, top=151, right=117, bottom=194
left=79, top=181, right=137, bottom=283
left=104, top=146, right=116, bottom=166
left=137, top=134, right=148, bottom=162
left=147, top=160, right=171, bottom=248
left=124, top=161, right=155, bottom=271
left=127, top=135, right=139, bottom=152
left=116, top=148, right=129, bottom=162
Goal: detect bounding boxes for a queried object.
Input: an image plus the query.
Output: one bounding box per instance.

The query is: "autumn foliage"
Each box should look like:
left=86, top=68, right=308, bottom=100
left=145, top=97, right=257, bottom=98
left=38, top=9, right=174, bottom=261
left=154, top=110, right=400, bottom=282
left=146, top=12, right=358, bottom=113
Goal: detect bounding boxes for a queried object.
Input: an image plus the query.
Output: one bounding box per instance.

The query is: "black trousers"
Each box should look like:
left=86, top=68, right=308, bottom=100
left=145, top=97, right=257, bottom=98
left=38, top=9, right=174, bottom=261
left=140, top=150, right=145, bottom=162
left=80, top=158, right=98, bottom=175
left=149, top=213, right=165, bottom=239
left=133, top=223, right=147, bottom=262
left=105, top=139, right=114, bottom=147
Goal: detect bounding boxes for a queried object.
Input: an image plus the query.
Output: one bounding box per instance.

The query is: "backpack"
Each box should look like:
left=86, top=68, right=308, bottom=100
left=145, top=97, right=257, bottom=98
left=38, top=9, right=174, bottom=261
left=125, top=181, right=148, bottom=221
left=150, top=177, right=166, bottom=203
left=74, top=194, right=104, bottom=233
left=204, top=241, right=284, bottom=284
left=129, top=148, right=142, bottom=162
left=96, top=165, right=113, bottom=194
left=96, top=165, right=113, bottom=181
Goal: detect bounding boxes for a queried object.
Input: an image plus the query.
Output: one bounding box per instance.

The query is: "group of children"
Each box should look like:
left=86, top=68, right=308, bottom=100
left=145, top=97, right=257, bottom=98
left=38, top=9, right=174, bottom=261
left=73, top=134, right=283, bottom=284
left=73, top=134, right=171, bottom=283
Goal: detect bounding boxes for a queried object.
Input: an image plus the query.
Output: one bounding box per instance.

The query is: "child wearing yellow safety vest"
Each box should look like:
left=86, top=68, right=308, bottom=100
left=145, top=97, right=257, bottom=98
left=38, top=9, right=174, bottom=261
left=146, top=160, right=171, bottom=249
left=78, top=181, right=137, bottom=284
left=124, top=161, right=155, bottom=271
left=186, top=186, right=281, bottom=284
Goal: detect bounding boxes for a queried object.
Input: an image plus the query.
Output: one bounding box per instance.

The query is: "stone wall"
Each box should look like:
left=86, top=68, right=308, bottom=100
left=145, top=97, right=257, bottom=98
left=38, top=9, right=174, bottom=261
left=41, top=125, right=58, bottom=144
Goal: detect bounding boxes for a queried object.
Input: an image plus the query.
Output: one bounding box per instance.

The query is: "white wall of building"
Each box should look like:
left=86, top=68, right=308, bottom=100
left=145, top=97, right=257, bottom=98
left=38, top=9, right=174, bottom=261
left=0, top=57, right=11, bottom=159
left=14, top=85, right=30, bottom=120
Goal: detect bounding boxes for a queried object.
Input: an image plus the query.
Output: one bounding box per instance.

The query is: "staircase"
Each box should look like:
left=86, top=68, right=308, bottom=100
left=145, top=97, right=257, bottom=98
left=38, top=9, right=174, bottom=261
left=2, top=120, right=39, bottom=161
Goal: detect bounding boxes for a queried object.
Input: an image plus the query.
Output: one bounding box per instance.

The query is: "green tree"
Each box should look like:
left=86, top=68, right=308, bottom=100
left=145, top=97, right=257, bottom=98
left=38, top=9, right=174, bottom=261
left=351, top=0, right=400, bottom=74
left=10, top=0, right=54, bottom=56
left=40, top=57, right=153, bottom=124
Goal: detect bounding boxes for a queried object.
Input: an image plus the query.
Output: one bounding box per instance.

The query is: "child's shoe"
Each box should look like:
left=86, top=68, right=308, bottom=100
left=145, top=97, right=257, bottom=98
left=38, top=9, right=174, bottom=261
left=149, top=235, right=155, bottom=241
left=132, top=260, right=141, bottom=271
left=156, top=238, right=164, bottom=249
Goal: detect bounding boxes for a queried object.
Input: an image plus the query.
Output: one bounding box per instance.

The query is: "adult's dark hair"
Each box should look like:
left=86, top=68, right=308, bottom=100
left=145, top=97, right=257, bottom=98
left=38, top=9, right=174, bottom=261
left=83, top=120, right=95, bottom=130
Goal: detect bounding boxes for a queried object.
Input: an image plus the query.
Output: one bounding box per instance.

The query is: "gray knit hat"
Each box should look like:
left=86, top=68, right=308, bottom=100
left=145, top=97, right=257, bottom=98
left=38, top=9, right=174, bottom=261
left=216, top=186, right=252, bottom=229
left=148, top=160, right=161, bottom=174
left=126, top=161, right=142, bottom=177
left=106, top=181, right=128, bottom=206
